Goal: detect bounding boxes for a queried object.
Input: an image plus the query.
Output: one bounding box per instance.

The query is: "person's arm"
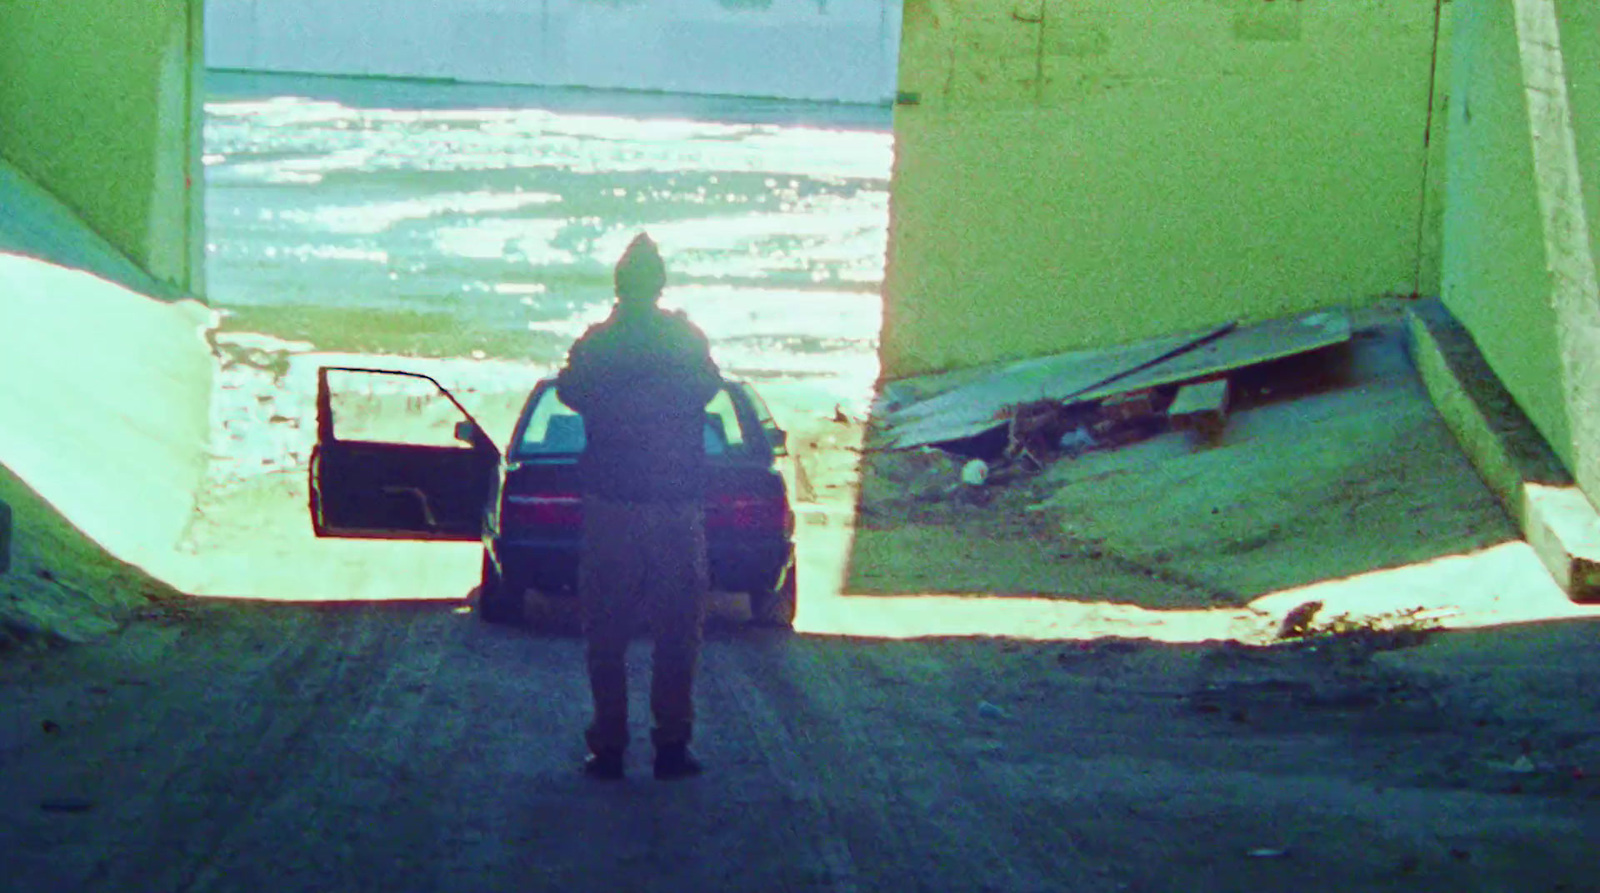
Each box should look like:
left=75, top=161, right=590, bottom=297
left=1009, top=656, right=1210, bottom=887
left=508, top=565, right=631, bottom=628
left=555, top=332, right=598, bottom=414
left=674, top=314, right=722, bottom=408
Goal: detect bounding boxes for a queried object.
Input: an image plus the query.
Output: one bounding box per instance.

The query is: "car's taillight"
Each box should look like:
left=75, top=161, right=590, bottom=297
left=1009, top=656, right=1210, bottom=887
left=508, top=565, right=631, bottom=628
left=706, top=494, right=790, bottom=531
left=504, top=493, right=583, bottom=528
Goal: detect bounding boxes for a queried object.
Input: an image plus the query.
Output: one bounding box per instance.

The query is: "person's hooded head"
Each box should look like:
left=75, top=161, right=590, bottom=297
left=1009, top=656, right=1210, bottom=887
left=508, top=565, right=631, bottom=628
left=613, top=233, right=666, bottom=309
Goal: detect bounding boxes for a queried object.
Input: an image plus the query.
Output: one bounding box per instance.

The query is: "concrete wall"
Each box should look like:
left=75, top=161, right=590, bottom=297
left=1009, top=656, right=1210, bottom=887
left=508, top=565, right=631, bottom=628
left=0, top=159, right=216, bottom=606
left=1544, top=0, right=1600, bottom=502
left=1566, top=2, right=1600, bottom=303
left=1443, top=0, right=1600, bottom=500
left=0, top=251, right=215, bottom=601
left=0, top=0, right=206, bottom=296
left=880, top=1, right=1446, bottom=377
left=205, top=0, right=902, bottom=104
left=1442, top=1, right=1569, bottom=470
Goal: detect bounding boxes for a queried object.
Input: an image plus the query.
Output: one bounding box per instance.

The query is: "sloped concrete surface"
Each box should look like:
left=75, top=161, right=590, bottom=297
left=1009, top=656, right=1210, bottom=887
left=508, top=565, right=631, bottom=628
left=0, top=163, right=214, bottom=646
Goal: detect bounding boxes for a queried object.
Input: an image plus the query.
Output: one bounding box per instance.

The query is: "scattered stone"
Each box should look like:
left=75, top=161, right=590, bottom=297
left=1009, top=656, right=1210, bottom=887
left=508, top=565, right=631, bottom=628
left=1056, top=425, right=1097, bottom=457
left=1276, top=601, right=1324, bottom=639
left=39, top=797, right=94, bottom=813
left=960, top=459, right=990, bottom=486
left=977, top=701, right=1008, bottom=721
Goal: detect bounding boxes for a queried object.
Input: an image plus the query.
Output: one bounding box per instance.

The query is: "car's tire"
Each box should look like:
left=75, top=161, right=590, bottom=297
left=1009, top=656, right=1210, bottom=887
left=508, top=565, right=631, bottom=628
left=749, top=564, right=797, bottom=629
left=477, top=550, right=523, bottom=625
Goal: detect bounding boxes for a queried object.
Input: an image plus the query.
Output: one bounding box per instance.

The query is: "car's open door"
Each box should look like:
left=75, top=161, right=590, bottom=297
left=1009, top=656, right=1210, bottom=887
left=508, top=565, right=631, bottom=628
left=309, top=366, right=500, bottom=540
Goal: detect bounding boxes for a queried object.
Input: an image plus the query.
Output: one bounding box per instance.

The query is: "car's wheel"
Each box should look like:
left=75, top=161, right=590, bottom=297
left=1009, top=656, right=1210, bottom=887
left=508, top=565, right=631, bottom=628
left=477, top=550, right=523, bottom=625
left=749, top=564, right=797, bottom=629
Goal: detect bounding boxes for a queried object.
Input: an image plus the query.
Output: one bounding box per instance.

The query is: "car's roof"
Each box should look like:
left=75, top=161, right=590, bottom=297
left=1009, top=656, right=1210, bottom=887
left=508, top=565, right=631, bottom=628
left=536, top=375, right=755, bottom=388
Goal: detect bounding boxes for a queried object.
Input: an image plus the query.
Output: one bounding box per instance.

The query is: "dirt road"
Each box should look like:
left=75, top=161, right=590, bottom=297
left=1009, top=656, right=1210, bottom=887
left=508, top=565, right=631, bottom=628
left=5, top=308, right=1599, bottom=891
left=3, top=594, right=1598, bottom=893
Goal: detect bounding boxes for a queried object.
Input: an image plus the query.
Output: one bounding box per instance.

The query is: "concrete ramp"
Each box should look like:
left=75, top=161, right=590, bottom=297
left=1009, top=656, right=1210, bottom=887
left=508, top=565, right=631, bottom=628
left=0, top=162, right=213, bottom=644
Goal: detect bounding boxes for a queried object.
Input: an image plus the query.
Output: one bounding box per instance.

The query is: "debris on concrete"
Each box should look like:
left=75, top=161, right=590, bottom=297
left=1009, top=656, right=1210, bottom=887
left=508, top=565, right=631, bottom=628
left=869, top=323, right=1234, bottom=451
left=960, top=459, right=990, bottom=487
left=1056, top=426, right=1097, bottom=458
left=871, top=310, right=1350, bottom=453
left=1276, top=601, right=1324, bottom=640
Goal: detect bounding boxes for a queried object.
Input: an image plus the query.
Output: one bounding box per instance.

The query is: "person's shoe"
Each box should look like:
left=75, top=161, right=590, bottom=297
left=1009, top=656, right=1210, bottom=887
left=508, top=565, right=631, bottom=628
left=583, top=749, right=625, bottom=781
left=653, top=744, right=703, bottom=781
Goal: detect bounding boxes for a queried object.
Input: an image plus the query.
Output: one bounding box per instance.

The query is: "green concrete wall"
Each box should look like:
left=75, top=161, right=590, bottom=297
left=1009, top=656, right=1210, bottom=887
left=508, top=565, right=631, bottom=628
left=1567, top=0, right=1600, bottom=290
left=1554, top=0, right=1600, bottom=500
left=1441, top=0, right=1573, bottom=474
left=0, top=0, right=205, bottom=295
left=881, top=0, right=1445, bottom=377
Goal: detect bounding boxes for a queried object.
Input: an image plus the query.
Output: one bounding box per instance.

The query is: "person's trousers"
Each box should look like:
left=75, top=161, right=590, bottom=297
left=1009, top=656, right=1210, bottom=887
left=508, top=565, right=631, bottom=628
left=579, top=496, right=708, bottom=753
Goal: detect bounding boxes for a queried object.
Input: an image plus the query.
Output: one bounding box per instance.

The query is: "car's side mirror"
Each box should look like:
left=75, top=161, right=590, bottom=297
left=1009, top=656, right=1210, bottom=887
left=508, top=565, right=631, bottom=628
left=454, top=420, right=481, bottom=446
left=767, top=426, right=788, bottom=457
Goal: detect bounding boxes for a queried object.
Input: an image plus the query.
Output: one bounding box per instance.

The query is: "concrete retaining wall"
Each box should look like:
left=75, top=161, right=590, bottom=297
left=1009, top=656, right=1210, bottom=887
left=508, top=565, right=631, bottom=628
left=880, top=0, right=1447, bottom=377
left=0, top=0, right=206, bottom=295
left=1443, top=0, right=1600, bottom=502
left=0, top=161, right=215, bottom=642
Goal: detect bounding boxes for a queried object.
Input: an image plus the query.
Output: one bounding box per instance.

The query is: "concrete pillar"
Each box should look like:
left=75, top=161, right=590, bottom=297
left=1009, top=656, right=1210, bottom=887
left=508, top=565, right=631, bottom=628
left=0, top=0, right=206, bottom=296
left=1511, top=0, right=1600, bottom=503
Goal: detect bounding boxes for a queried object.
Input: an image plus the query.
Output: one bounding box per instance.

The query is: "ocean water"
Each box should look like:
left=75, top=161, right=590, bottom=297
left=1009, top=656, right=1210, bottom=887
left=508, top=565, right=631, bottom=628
left=203, top=71, right=893, bottom=384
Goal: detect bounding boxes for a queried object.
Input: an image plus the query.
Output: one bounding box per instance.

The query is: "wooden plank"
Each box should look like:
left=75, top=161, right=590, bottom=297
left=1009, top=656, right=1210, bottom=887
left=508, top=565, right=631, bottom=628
left=1073, top=311, right=1351, bottom=403
left=878, top=324, right=1227, bottom=427
left=1168, top=379, right=1230, bottom=439
left=1168, top=379, right=1228, bottom=416
left=874, top=323, right=1233, bottom=449
left=877, top=310, right=1351, bottom=451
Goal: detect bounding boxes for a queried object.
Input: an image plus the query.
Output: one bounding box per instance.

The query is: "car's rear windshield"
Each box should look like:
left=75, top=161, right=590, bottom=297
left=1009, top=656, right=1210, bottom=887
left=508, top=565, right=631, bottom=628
left=512, top=385, right=756, bottom=459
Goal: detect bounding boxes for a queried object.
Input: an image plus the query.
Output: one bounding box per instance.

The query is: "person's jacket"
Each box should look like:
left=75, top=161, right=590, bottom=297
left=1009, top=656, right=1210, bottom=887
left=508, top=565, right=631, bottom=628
left=555, top=304, right=722, bottom=503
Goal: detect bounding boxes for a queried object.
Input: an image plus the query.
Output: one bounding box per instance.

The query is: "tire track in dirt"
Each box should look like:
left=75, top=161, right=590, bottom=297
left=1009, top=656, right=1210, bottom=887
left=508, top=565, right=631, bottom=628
left=846, top=642, right=1143, bottom=891
left=78, top=605, right=413, bottom=892
left=712, top=636, right=1070, bottom=892
left=703, top=638, right=863, bottom=893
left=178, top=604, right=470, bottom=892
left=832, top=641, right=1098, bottom=892
left=61, top=610, right=341, bottom=891
left=403, top=619, right=614, bottom=893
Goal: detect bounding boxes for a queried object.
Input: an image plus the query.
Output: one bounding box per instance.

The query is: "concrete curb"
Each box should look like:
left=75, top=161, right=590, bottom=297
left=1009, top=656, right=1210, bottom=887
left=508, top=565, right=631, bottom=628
left=1407, top=298, right=1600, bottom=602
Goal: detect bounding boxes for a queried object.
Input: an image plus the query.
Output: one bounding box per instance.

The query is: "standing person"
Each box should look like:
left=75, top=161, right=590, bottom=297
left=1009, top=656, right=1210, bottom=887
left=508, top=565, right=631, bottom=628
left=555, top=233, right=722, bottom=781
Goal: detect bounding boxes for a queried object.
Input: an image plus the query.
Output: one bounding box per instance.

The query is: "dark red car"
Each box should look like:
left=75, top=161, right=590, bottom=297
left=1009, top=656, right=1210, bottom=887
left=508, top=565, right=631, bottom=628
left=308, top=367, right=798, bottom=628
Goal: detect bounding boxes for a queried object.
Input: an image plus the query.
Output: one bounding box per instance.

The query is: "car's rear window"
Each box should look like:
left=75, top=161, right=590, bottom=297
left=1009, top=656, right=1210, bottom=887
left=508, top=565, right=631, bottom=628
left=513, top=385, right=753, bottom=458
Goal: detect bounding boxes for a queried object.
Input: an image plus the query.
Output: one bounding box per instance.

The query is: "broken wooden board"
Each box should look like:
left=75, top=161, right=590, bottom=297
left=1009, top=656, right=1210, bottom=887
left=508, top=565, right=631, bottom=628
left=874, top=310, right=1351, bottom=451
left=1168, top=378, right=1230, bottom=439
left=872, top=323, right=1234, bottom=449
left=1070, top=311, right=1350, bottom=403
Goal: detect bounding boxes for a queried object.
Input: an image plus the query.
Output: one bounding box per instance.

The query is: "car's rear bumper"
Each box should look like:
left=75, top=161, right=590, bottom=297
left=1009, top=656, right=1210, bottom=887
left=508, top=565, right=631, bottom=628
left=491, top=534, right=793, bottom=596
